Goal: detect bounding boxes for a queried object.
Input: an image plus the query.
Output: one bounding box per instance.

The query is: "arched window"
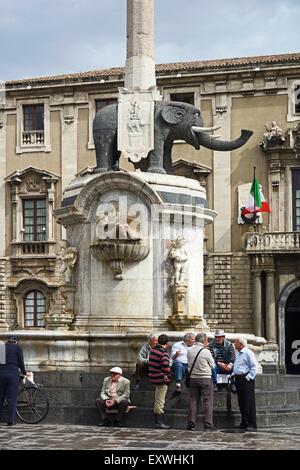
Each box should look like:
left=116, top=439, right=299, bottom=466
left=24, top=291, right=46, bottom=327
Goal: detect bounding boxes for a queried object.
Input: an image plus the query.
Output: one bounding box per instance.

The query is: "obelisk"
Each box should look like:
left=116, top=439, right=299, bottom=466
left=125, top=0, right=156, bottom=89
left=118, top=0, right=158, bottom=163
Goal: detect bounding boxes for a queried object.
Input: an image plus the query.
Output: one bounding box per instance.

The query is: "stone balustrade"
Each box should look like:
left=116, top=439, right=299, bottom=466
left=22, top=130, right=45, bottom=145
left=245, top=231, right=300, bottom=253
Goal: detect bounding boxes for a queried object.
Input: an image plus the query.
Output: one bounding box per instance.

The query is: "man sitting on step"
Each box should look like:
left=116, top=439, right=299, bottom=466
left=209, top=330, right=235, bottom=391
left=134, top=333, right=158, bottom=390
left=171, top=332, right=195, bottom=393
left=96, top=367, right=130, bottom=427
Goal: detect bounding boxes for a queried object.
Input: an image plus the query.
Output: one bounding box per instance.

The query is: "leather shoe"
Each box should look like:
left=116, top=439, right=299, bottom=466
left=186, top=421, right=196, bottom=431
left=113, top=420, right=123, bottom=427
left=97, top=420, right=110, bottom=427
left=234, top=424, right=247, bottom=430
left=7, top=422, right=14, bottom=426
left=203, top=425, right=216, bottom=432
left=245, top=426, right=257, bottom=432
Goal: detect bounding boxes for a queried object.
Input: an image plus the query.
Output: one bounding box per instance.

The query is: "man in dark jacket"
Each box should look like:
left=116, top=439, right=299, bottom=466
left=209, top=330, right=235, bottom=391
left=148, top=334, right=171, bottom=429
left=0, top=336, right=28, bottom=426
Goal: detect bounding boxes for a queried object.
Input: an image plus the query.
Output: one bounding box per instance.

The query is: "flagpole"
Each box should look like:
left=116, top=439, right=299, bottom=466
left=253, top=166, right=257, bottom=231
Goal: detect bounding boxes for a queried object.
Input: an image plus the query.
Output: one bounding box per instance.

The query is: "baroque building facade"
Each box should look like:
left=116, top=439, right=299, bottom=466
left=1, top=52, right=300, bottom=373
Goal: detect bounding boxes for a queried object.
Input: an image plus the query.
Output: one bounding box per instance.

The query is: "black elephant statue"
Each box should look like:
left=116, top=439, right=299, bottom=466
left=93, top=100, right=253, bottom=174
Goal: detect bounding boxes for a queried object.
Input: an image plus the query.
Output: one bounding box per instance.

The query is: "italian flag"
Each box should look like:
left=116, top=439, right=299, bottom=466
left=241, top=175, right=271, bottom=215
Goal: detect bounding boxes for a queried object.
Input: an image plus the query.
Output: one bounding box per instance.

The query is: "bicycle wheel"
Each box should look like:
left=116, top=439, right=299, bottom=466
left=16, top=386, right=49, bottom=424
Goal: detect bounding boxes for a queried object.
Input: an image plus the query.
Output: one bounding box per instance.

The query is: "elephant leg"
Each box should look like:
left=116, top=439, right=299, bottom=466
left=147, top=141, right=166, bottom=174
left=94, top=131, right=118, bottom=172
left=163, top=141, right=173, bottom=174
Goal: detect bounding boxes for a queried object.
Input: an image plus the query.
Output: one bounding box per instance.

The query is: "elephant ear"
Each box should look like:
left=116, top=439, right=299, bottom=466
left=161, top=105, right=186, bottom=125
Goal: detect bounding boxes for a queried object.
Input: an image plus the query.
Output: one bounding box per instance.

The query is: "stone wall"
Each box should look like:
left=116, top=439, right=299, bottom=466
left=204, top=253, right=253, bottom=333
left=0, top=258, right=6, bottom=324
left=231, top=253, right=253, bottom=333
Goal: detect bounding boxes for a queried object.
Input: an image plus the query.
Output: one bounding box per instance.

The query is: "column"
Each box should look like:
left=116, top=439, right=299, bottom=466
left=266, top=270, right=277, bottom=342
left=0, top=112, right=6, bottom=256
left=252, top=271, right=262, bottom=337
left=61, top=105, right=78, bottom=238
left=125, top=0, right=156, bottom=89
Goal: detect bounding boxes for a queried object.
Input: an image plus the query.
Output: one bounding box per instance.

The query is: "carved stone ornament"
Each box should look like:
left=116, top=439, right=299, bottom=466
left=168, top=237, right=189, bottom=287
left=117, top=88, right=155, bottom=163
left=260, top=121, right=285, bottom=151
left=26, top=176, right=42, bottom=192
left=292, top=121, right=300, bottom=157
left=45, top=285, right=75, bottom=330
left=91, top=214, right=149, bottom=280
left=57, top=240, right=78, bottom=284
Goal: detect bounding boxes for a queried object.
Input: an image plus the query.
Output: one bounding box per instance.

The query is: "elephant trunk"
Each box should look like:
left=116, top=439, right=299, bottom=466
left=196, top=129, right=253, bottom=151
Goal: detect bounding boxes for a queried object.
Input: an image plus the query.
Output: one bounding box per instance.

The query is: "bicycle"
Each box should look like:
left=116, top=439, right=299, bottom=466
left=15, top=375, right=49, bottom=424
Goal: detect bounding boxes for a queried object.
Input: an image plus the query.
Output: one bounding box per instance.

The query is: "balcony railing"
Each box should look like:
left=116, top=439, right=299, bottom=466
left=245, top=232, right=300, bottom=253
left=22, top=130, right=45, bottom=145
left=21, top=242, right=48, bottom=255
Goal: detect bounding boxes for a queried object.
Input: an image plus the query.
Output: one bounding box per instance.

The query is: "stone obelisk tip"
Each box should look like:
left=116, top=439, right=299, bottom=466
left=125, top=0, right=156, bottom=90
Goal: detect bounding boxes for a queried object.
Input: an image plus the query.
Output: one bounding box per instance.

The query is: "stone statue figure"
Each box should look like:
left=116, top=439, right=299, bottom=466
left=93, top=101, right=253, bottom=174
left=57, top=240, right=78, bottom=284
left=261, top=121, right=285, bottom=150
left=169, top=237, right=189, bottom=285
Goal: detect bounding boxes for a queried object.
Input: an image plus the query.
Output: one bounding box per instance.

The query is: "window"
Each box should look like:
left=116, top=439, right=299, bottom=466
left=23, top=199, right=46, bottom=241
left=170, top=92, right=194, bottom=105
left=24, top=291, right=46, bottom=327
left=16, top=98, right=50, bottom=153
left=295, top=85, right=300, bottom=114
left=95, top=98, right=117, bottom=113
left=23, top=105, right=44, bottom=131
left=292, top=170, right=300, bottom=231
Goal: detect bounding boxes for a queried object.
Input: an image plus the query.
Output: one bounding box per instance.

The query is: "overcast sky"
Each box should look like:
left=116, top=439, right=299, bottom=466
left=0, top=0, right=299, bottom=81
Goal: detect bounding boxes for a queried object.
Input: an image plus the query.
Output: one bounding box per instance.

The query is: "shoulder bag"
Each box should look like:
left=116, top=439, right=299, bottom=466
left=185, top=348, right=204, bottom=387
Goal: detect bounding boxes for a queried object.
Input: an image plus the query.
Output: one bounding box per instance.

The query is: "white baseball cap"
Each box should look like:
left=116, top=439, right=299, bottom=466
left=110, top=367, right=122, bottom=374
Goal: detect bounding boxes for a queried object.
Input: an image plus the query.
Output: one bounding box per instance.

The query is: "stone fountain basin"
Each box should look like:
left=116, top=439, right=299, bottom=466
left=90, top=239, right=149, bottom=263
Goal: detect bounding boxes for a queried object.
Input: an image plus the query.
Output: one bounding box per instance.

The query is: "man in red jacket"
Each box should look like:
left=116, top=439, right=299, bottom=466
left=148, top=334, right=171, bottom=429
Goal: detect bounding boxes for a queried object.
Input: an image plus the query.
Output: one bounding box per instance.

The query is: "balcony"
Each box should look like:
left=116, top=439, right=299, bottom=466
left=22, top=130, right=45, bottom=146
left=244, top=232, right=300, bottom=253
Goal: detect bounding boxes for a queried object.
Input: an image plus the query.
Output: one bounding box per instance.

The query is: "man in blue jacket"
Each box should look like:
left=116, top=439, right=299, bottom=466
left=0, top=336, right=28, bottom=426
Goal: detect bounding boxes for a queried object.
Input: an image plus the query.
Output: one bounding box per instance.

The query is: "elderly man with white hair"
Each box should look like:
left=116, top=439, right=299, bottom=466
left=96, top=366, right=131, bottom=427
left=171, top=332, right=195, bottom=393
left=231, top=337, right=257, bottom=431
left=134, top=333, right=158, bottom=390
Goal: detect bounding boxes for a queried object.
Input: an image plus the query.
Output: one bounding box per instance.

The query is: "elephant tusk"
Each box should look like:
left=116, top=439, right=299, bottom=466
left=192, top=125, right=222, bottom=133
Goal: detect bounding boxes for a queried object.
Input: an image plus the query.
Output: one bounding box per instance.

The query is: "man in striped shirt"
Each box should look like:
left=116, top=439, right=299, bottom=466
left=148, top=334, right=171, bottom=429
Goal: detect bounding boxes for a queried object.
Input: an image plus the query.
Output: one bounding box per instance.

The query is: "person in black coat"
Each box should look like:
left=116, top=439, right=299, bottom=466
left=0, top=336, right=28, bottom=425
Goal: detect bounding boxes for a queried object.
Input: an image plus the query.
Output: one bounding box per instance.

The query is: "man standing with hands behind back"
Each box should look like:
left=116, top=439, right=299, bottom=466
left=231, top=337, right=257, bottom=431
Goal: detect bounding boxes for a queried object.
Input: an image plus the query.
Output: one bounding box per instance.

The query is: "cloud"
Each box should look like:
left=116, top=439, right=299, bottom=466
left=0, top=0, right=299, bottom=81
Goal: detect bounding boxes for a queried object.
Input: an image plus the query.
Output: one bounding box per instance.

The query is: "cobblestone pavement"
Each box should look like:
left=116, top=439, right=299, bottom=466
left=0, top=424, right=300, bottom=450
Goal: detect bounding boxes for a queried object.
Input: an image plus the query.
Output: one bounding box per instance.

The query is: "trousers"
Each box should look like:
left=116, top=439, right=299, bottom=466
left=96, top=398, right=130, bottom=423
left=0, top=372, right=20, bottom=424
left=235, top=374, right=257, bottom=428
left=187, top=377, right=214, bottom=427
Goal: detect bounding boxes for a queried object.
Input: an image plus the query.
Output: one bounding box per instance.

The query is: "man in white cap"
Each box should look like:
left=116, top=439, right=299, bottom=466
left=96, top=367, right=131, bottom=427
left=209, top=330, right=235, bottom=391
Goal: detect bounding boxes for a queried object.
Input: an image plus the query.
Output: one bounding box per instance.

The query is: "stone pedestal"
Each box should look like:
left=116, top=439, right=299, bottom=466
left=55, top=171, right=216, bottom=333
